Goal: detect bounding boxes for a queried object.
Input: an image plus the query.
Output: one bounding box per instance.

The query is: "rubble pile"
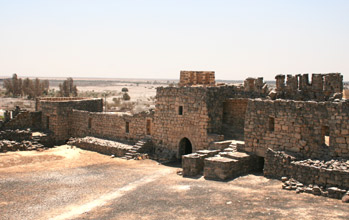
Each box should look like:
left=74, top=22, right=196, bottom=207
left=0, top=140, right=44, bottom=152
left=294, top=159, right=349, bottom=171
left=0, top=129, right=32, bottom=142
left=281, top=177, right=349, bottom=202
left=0, top=129, right=54, bottom=152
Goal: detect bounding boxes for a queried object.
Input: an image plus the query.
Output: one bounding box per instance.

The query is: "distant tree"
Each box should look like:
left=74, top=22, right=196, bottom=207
left=59, top=77, right=78, bottom=97
left=3, top=74, right=49, bottom=98
left=122, top=87, right=129, bottom=92
left=3, top=74, right=22, bottom=97
left=42, top=80, right=49, bottom=95
left=22, top=78, right=34, bottom=98
left=122, top=92, right=131, bottom=101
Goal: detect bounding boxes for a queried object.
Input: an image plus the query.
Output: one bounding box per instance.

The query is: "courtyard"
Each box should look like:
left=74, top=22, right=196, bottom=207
left=0, top=146, right=347, bottom=220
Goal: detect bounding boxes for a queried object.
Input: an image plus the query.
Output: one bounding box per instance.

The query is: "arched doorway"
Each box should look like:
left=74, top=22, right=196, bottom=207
left=178, top=137, right=192, bottom=158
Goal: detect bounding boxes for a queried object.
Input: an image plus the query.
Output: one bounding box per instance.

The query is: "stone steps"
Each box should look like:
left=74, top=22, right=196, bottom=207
left=122, top=139, right=152, bottom=160
left=68, top=136, right=152, bottom=160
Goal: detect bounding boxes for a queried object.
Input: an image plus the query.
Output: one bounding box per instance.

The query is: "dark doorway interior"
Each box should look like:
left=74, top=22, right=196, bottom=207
left=179, top=137, right=192, bottom=157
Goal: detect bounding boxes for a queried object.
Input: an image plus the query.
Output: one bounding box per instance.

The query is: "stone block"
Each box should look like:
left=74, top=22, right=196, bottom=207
left=182, top=153, right=206, bottom=177
left=204, top=157, right=237, bottom=180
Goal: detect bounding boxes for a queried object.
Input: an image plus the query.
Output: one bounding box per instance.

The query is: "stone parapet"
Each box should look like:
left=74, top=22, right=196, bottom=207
left=274, top=73, right=343, bottom=101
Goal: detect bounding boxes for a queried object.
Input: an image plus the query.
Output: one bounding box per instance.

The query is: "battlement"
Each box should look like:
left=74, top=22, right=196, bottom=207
left=179, top=71, right=215, bottom=87
left=275, top=73, right=343, bottom=101
left=243, top=77, right=269, bottom=94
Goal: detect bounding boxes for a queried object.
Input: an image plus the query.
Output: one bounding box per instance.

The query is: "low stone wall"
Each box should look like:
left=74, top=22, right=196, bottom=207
left=264, top=149, right=349, bottom=189
left=69, top=136, right=134, bottom=157
left=281, top=177, right=348, bottom=200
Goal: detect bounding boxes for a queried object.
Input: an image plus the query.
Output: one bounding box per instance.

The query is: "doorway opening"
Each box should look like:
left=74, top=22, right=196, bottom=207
left=178, top=137, right=192, bottom=158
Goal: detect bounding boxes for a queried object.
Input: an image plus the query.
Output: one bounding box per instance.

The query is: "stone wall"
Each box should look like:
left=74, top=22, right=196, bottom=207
left=1, top=111, right=41, bottom=130
left=264, top=149, right=349, bottom=189
left=205, top=86, right=268, bottom=134
left=275, top=73, right=343, bottom=101
left=222, top=98, right=248, bottom=140
left=179, top=71, right=215, bottom=86
left=244, top=77, right=268, bottom=94
left=70, top=110, right=154, bottom=143
left=37, top=98, right=103, bottom=142
left=152, top=87, right=211, bottom=159
left=153, top=85, right=269, bottom=159
left=244, top=99, right=349, bottom=158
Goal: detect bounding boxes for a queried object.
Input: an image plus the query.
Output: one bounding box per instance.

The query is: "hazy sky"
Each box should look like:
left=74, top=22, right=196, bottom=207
left=0, top=0, right=348, bottom=80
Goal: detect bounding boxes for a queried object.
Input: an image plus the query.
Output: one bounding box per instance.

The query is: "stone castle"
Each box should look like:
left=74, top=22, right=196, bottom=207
left=1, top=70, right=348, bottom=200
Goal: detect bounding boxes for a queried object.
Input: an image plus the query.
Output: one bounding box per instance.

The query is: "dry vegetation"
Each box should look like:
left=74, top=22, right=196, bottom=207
left=0, top=78, right=175, bottom=113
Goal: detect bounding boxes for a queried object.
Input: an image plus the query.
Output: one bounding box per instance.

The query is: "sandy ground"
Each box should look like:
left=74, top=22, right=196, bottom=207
left=0, top=146, right=348, bottom=220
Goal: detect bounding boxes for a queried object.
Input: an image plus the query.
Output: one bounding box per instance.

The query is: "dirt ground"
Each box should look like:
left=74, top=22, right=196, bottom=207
left=0, top=146, right=348, bottom=220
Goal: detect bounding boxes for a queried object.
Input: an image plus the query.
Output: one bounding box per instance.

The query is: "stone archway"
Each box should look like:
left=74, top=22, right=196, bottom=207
left=178, top=137, right=192, bottom=158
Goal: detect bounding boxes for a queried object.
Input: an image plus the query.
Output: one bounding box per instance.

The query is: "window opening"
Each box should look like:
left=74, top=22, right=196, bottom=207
left=125, top=122, right=130, bottom=133
left=269, top=117, right=275, bottom=132
left=146, top=119, right=151, bottom=135
left=88, top=118, right=92, bottom=129
left=322, top=126, right=330, bottom=146
left=178, top=106, right=183, bottom=115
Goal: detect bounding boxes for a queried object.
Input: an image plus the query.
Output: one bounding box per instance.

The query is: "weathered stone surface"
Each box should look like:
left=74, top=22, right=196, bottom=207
left=182, top=153, right=206, bottom=177
left=69, top=136, right=134, bottom=157
left=204, top=157, right=237, bottom=180
left=196, top=149, right=220, bottom=157
left=265, top=148, right=349, bottom=199
left=275, top=73, right=343, bottom=101
left=245, top=99, right=349, bottom=158
left=179, top=71, right=215, bottom=87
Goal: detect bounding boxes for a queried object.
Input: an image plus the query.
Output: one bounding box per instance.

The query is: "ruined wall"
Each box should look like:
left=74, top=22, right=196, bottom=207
left=70, top=110, right=154, bottom=142
left=244, top=77, right=268, bottom=94
left=1, top=111, right=41, bottom=130
left=244, top=99, right=349, bottom=158
left=37, top=98, right=103, bottom=142
left=275, top=73, right=343, bottom=101
left=179, top=71, right=215, bottom=86
left=264, top=149, right=349, bottom=189
left=222, top=98, right=248, bottom=140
